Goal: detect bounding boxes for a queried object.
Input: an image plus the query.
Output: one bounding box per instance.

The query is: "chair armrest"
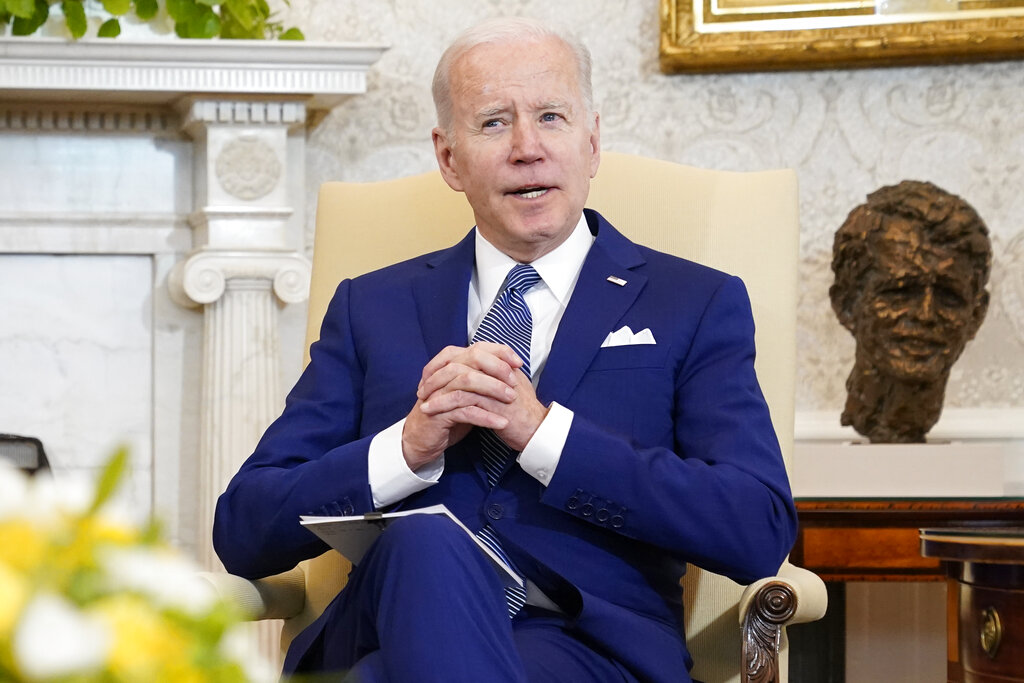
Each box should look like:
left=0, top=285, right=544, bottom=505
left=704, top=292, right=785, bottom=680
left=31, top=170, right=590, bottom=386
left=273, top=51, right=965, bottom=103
left=737, top=562, right=828, bottom=683
left=199, top=567, right=307, bottom=621
left=738, top=562, right=828, bottom=627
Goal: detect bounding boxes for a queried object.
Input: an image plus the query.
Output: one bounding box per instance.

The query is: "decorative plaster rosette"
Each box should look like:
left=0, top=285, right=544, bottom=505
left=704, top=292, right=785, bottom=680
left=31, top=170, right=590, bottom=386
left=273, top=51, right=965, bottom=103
left=215, top=136, right=282, bottom=201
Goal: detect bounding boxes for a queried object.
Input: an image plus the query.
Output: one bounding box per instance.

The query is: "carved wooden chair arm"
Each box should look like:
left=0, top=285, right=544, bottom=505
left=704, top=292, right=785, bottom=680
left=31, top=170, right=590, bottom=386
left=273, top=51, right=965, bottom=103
left=199, top=567, right=307, bottom=620
left=738, top=562, right=828, bottom=683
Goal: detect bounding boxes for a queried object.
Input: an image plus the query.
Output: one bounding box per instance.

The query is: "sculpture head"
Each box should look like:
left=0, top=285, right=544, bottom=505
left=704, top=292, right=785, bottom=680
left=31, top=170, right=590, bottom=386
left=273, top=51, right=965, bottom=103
left=830, top=181, right=992, bottom=442
left=831, top=181, right=991, bottom=384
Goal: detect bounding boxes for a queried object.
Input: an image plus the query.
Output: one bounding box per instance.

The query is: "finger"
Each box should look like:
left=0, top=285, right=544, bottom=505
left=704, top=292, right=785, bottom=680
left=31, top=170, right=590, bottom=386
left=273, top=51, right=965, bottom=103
left=420, top=389, right=511, bottom=419
left=420, top=345, right=470, bottom=384
left=418, top=364, right=519, bottom=402
left=469, top=341, right=523, bottom=369
left=419, top=400, right=510, bottom=430
left=418, top=345, right=521, bottom=397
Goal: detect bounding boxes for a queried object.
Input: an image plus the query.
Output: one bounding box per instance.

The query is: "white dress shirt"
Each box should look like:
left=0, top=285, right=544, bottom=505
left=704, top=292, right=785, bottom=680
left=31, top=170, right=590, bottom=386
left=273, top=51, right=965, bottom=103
left=366, top=214, right=594, bottom=509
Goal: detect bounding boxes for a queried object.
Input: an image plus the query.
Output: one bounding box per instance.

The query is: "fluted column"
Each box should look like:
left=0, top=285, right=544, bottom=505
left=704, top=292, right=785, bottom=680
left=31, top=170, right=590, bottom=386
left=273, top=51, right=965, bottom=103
left=169, top=99, right=313, bottom=572
left=168, top=98, right=315, bottom=663
left=171, top=250, right=310, bottom=569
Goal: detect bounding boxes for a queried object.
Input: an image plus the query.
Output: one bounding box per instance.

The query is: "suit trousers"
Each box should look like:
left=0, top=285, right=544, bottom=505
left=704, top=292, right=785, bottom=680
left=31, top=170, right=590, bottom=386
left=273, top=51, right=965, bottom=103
left=285, top=514, right=637, bottom=683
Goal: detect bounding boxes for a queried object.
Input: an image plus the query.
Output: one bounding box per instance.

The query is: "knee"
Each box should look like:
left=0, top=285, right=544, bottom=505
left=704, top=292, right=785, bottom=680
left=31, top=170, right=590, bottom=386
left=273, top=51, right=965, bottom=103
left=375, top=513, right=476, bottom=559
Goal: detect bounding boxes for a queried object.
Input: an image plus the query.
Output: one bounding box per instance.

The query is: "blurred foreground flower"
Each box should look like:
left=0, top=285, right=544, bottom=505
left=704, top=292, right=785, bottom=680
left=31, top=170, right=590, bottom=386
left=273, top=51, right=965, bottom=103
left=0, top=448, right=272, bottom=682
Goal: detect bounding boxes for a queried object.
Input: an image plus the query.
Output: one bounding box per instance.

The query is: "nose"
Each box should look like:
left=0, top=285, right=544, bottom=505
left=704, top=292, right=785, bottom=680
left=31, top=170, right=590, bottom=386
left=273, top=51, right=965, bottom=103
left=914, top=286, right=936, bottom=322
left=509, top=122, right=543, bottom=164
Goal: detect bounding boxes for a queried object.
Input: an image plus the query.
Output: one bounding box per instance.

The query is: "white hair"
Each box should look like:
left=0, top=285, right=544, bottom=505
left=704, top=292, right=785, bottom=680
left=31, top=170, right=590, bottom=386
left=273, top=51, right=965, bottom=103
left=431, top=16, right=595, bottom=136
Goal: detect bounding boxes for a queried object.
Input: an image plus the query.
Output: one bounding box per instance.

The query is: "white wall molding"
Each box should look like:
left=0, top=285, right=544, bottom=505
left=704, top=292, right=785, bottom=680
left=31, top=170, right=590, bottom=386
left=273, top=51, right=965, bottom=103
left=0, top=212, right=190, bottom=254
left=0, top=37, right=387, bottom=109
left=0, top=103, right=177, bottom=133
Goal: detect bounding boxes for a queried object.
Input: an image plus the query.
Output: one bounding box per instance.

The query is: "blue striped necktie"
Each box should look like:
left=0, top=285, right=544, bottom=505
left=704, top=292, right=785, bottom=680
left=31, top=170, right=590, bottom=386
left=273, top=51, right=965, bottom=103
left=471, top=263, right=541, bottom=618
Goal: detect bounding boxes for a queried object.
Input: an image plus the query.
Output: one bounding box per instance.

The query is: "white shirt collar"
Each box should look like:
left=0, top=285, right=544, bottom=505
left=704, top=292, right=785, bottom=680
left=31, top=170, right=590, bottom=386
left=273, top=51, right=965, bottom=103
left=474, top=213, right=593, bottom=307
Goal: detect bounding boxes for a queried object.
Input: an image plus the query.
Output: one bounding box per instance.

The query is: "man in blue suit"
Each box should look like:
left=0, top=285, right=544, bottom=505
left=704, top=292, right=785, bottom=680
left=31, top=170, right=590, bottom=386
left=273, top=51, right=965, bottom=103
left=213, top=16, right=797, bottom=683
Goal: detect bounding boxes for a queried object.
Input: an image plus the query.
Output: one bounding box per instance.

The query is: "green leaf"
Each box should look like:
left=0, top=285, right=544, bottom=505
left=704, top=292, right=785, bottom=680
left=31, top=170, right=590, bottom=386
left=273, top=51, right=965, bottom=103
left=6, top=0, right=34, bottom=19
left=279, top=26, right=303, bottom=40
left=133, top=0, right=157, bottom=20
left=61, top=0, right=87, bottom=37
left=187, top=8, right=220, bottom=38
left=194, top=0, right=217, bottom=5
left=166, top=0, right=199, bottom=23
left=139, top=516, right=164, bottom=545
left=11, top=0, right=46, bottom=34
left=88, top=446, right=129, bottom=516
left=224, top=0, right=256, bottom=31
left=101, top=0, right=130, bottom=15
left=97, top=17, right=120, bottom=36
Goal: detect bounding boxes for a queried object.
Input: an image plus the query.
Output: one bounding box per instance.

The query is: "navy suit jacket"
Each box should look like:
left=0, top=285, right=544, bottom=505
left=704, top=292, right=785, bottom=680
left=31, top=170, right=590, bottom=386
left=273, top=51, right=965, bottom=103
left=213, top=209, right=797, bottom=682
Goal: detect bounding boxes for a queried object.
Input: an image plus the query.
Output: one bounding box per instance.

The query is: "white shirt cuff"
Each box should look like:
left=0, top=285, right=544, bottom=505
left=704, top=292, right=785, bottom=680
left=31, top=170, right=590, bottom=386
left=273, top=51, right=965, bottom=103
left=517, top=402, right=573, bottom=486
left=368, top=418, right=444, bottom=509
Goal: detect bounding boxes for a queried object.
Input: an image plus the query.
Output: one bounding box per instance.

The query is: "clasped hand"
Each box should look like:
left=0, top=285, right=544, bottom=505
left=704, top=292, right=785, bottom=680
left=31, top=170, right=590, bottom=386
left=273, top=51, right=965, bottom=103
left=401, top=342, right=548, bottom=472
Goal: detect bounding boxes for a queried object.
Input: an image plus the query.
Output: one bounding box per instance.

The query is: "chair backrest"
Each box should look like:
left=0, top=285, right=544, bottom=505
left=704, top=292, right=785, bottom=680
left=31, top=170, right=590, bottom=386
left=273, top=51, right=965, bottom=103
left=301, top=152, right=799, bottom=682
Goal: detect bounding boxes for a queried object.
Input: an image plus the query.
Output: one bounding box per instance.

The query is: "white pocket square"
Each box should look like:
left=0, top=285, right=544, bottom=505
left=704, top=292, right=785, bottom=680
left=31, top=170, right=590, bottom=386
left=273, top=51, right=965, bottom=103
left=600, top=326, right=656, bottom=348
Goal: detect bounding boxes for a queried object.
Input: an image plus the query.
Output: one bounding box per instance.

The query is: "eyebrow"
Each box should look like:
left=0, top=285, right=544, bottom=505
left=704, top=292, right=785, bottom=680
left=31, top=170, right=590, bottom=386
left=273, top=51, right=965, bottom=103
left=474, top=100, right=573, bottom=119
left=475, top=107, right=508, bottom=119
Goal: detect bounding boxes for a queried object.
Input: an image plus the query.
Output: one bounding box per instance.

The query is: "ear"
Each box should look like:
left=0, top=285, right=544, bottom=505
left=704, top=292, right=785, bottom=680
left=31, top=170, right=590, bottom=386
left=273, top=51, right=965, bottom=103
left=967, top=289, right=990, bottom=340
left=432, top=127, right=465, bottom=192
left=829, top=283, right=856, bottom=332
left=588, top=113, right=601, bottom=179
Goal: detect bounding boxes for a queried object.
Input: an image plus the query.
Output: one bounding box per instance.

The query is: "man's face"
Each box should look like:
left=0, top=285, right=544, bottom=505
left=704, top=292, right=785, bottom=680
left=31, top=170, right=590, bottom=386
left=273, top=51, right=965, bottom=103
left=853, top=217, right=985, bottom=382
left=432, top=36, right=600, bottom=263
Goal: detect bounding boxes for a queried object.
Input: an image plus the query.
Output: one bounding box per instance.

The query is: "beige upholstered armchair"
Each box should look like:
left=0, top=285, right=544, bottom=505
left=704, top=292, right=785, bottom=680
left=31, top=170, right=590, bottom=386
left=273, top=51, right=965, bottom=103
left=203, top=153, right=827, bottom=683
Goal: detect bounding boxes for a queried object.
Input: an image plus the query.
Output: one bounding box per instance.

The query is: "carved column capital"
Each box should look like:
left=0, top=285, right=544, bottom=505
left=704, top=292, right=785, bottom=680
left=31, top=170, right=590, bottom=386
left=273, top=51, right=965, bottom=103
left=168, top=250, right=311, bottom=308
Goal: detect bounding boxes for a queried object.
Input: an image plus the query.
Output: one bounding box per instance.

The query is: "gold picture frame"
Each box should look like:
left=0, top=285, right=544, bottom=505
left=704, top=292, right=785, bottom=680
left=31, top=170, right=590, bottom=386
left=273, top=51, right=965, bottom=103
left=660, top=0, right=1024, bottom=72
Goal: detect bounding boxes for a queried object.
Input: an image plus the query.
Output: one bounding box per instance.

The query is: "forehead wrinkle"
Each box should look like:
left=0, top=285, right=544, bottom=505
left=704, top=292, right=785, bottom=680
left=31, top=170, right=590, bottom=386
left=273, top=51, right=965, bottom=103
left=475, top=105, right=508, bottom=119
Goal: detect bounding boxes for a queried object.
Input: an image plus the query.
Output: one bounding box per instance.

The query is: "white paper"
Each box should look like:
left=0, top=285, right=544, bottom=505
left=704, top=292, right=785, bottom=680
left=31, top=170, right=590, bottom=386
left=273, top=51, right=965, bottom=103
left=300, top=504, right=524, bottom=589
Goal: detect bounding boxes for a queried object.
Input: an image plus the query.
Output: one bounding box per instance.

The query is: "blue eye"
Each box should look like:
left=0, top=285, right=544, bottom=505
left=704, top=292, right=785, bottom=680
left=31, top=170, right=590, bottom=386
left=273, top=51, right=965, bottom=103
left=541, top=113, right=560, bottom=122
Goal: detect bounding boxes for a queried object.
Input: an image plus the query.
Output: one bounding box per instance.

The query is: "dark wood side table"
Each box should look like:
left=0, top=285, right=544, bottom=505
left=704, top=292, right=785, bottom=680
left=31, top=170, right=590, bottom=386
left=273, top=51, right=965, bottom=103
left=788, top=499, right=1024, bottom=682
left=794, top=499, right=1024, bottom=582
left=921, top=528, right=1024, bottom=683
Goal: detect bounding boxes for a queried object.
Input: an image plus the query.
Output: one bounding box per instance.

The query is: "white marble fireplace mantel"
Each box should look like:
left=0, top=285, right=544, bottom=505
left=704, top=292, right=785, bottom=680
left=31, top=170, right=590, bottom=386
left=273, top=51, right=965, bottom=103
left=0, top=38, right=386, bottom=570
left=0, top=37, right=386, bottom=107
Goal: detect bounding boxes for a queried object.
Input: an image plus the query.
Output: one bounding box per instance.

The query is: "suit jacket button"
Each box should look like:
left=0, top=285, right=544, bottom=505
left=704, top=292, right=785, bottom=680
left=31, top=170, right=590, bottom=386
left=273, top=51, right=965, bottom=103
left=596, top=508, right=610, bottom=522
left=580, top=503, right=594, bottom=517
left=487, top=503, right=503, bottom=520
left=610, top=515, right=624, bottom=528
left=342, top=504, right=355, bottom=516
left=566, top=497, right=579, bottom=510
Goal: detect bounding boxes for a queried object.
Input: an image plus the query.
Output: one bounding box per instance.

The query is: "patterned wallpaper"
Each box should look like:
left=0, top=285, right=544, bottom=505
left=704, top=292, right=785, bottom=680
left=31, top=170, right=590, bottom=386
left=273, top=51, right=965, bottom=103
left=276, top=0, right=1024, bottom=412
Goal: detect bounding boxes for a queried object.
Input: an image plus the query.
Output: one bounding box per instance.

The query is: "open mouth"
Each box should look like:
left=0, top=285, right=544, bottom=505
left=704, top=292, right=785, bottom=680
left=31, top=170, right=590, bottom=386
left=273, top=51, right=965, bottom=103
left=511, top=187, right=550, bottom=199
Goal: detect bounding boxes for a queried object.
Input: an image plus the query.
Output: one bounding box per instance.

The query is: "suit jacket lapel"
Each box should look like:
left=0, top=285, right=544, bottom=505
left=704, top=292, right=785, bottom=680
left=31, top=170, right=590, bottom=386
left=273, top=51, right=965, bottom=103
left=537, top=211, right=648, bottom=407
left=413, top=229, right=475, bottom=356
left=411, top=229, right=491, bottom=483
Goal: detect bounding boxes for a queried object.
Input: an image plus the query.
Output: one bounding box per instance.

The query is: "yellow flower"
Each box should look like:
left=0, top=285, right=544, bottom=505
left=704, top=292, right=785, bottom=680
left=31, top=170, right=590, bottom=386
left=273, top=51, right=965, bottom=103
left=0, top=561, right=29, bottom=639
left=48, top=515, right=141, bottom=580
left=0, top=520, right=48, bottom=574
left=79, top=516, right=139, bottom=547
left=93, top=593, right=200, bottom=682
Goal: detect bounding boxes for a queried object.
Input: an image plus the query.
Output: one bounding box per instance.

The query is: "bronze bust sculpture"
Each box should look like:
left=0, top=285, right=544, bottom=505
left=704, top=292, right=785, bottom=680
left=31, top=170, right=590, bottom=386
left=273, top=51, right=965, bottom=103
left=830, top=181, right=992, bottom=443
